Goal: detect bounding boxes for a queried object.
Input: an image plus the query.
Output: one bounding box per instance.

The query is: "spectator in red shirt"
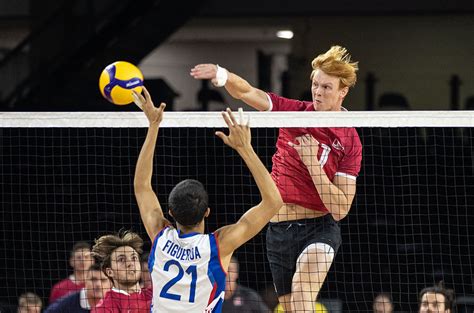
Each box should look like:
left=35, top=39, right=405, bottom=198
left=44, top=263, right=112, bottom=313
left=91, top=231, right=152, bottom=313
left=191, top=45, right=362, bottom=312
left=50, top=242, right=95, bottom=304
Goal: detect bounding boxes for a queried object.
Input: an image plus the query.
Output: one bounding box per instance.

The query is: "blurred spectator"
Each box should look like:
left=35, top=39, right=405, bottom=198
left=222, top=257, right=269, bottom=312
left=260, top=285, right=279, bottom=311
left=419, top=281, right=455, bottom=313
left=140, top=252, right=152, bottom=289
left=373, top=293, right=394, bottom=313
left=44, top=263, right=111, bottom=313
left=17, top=293, right=42, bottom=313
left=49, top=242, right=94, bottom=304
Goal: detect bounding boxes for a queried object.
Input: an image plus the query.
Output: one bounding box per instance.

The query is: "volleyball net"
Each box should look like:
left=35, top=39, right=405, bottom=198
left=1, top=111, right=473, bottom=312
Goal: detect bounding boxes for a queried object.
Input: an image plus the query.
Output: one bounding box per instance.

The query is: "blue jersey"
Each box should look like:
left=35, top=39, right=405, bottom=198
left=149, top=226, right=226, bottom=312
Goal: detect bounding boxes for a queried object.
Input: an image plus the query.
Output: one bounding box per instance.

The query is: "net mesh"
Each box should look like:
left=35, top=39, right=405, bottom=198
left=1, top=112, right=473, bottom=312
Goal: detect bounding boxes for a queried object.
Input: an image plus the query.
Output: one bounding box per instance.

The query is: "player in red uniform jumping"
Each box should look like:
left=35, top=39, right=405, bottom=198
left=91, top=231, right=152, bottom=313
left=191, top=45, right=362, bottom=312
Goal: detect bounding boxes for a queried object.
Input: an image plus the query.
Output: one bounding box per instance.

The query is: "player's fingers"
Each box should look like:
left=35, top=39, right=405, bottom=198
left=191, top=64, right=211, bottom=74
left=132, top=92, right=143, bottom=109
left=221, top=111, right=233, bottom=128
left=215, top=131, right=228, bottom=144
left=302, top=135, right=312, bottom=145
left=238, top=108, right=244, bottom=126
left=190, top=67, right=201, bottom=77
left=226, top=108, right=238, bottom=126
left=245, top=113, right=250, bottom=127
left=141, top=86, right=150, bottom=102
left=305, top=135, right=318, bottom=146
left=136, top=92, right=146, bottom=106
left=199, top=64, right=214, bottom=70
left=158, top=102, right=166, bottom=112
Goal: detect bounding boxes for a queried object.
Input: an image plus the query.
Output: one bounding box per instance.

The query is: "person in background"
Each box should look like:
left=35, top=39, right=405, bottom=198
left=419, top=281, right=455, bottom=313
left=17, top=293, right=42, bottom=313
left=373, top=293, right=394, bottom=313
left=222, top=256, right=269, bottom=313
left=49, top=242, right=94, bottom=304
left=91, top=231, right=152, bottom=313
left=44, top=263, right=112, bottom=313
left=139, top=252, right=152, bottom=289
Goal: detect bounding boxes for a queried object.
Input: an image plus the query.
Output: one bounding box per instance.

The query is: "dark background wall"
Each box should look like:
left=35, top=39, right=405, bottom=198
left=1, top=126, right=473, bottom=312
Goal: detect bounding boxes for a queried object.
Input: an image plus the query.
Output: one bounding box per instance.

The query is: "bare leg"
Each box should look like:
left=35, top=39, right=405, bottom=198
left=291, top=243, right=335, bottom=312
left=278, top=294, right=292, bottom=312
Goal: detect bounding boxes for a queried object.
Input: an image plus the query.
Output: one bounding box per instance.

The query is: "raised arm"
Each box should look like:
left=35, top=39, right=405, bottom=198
left=215, top=108, right=283, bottom=258
left=190, top=64, right=270, bottom=111
left=133, top=87, right=170, bottom=241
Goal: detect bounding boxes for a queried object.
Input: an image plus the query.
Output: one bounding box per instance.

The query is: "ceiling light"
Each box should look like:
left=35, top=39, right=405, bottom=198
left=276, top=30, right=294, bottom=39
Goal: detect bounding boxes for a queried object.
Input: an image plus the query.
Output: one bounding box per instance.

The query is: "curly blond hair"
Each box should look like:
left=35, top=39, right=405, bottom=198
left=310, top=45, right=359, bottom=89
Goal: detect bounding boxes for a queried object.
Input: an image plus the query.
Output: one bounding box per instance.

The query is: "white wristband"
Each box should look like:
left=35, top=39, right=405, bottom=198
left=214, top=65, right=228, bottom=87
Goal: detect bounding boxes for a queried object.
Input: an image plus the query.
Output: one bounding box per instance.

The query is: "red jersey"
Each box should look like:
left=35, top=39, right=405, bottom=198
left=49, top=277, right=84, bottom=304
left=92, top=287, right=152, bottom=313
left=268, top=92, right=362, bottom=213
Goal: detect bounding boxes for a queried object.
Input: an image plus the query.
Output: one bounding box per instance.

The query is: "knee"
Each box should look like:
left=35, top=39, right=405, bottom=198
left=296, top=243, right=335, bottom=268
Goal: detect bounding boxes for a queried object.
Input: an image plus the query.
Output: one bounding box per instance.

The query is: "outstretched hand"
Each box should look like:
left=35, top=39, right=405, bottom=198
left=132, top=86, right=166, bottom=125
left=190, top=64, right=219, bottom=86
left=215, top=108, right=251, bottom=151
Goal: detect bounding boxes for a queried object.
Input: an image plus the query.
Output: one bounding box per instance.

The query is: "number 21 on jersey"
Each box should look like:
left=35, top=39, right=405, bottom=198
left=159, top=260, right=197, bottom=302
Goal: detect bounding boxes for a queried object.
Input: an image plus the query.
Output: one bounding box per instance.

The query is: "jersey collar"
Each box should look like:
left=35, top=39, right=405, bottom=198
left=177, top=229, right=200, bottom=238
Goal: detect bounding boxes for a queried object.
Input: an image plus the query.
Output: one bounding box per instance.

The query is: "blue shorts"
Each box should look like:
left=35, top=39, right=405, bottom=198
left=265, top=214, right=342, bottom=296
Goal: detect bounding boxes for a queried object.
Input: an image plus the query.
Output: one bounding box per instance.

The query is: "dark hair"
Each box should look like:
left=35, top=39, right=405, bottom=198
left=168, top=179, right=208, bottom=226
left=70, top=241, right=91, bottom=257
left=374, top=292, right=392, bottom=302
left=141, top=251, right=150, bottom=263
left=92, top=230, right=143, bottom=272
left=88, top=263, right=102, bottom=272
left=419, top=281, right=455, bottom=310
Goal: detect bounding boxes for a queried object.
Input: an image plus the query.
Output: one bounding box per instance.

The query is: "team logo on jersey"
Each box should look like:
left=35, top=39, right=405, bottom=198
left=332, top=139, right=344, bottom=151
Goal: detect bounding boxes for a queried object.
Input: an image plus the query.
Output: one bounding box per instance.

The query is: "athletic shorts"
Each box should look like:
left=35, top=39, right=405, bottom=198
left=266, top=214, right=342, bottom=296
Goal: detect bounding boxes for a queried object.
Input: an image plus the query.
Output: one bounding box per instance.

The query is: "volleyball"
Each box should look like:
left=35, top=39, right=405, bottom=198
left=99, top=61, right=144, bottom=105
